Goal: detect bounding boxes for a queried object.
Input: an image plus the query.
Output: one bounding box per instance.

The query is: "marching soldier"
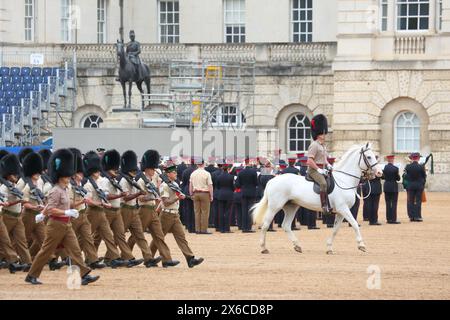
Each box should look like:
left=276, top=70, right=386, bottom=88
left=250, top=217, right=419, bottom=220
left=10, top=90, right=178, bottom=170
left=404, top=152, right=426, bottom=222
left=68, top=149, right=105, bottom=269
left=236, top=158, right=258, bottom=233
left=152, top=163, right=204, bottom=268
left=181, top=158, right=196, bottom=233
left=132, top=150, right=179, bottom=267
left=0, top=153, right=32, bottom=270
left=216, top=162, right=234, bottom=233
left=189, top=159, right=214, bottom=234
left=38, top=149, right=54, bottom=197
left=119, top=150, right=159, bottom=267
left=382, top=155, right=401, bottom=224
left=21, top=152, right=46, bottom=259
left=97, top=149, right=144, bottom=267
left=83, top=151, right=127, bottom=269
left=25, top=149, right=100, bottom=285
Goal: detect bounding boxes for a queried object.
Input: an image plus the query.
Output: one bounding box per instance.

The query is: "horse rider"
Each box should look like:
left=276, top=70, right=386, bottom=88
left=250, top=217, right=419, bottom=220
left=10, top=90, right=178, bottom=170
left=126, top=30, right=145, bottom=81
left=306, top=114, right=333, bottom=214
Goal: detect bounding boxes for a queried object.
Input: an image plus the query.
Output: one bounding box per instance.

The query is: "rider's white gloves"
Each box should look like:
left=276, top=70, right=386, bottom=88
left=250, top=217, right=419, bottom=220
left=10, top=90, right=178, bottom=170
left=64, top=209, right=79, bottom=219
left=35, top=213, right=45, bottom=223
left=317, top=168, right=327, bottom=175
left=326, top=164, right=333, bottom=171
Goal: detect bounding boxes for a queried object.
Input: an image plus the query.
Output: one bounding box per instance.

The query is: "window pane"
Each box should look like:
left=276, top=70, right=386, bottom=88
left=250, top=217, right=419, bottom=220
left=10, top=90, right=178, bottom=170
left=420, top=17, right=428, bottom=29
left=409, top=17, right=418, bottom=29
left=420, top=3, right=429, bottom=15
left=399, top=4, right=407, bottom=16
left=409, top=4, right=418, bottom=16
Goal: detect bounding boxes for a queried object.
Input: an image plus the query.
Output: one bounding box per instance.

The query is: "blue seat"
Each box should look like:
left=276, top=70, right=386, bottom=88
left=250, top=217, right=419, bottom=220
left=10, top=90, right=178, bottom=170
left=16, top=90, right=25, bottom=99
left=0, top=97, right=7, bottom=106
left=31, top=67, right=42, bottom=76
left=24, top=83, right=34, bottom=91
left=14, top=83, right=24, bottom=91
left=0, top=90, right=3, bottom=98
left=7, top=97, right=19, bottom=107
left=23, top=75, right=33, bottom=83
left=33, top=75, right=44, bottom=84
left=4, top=83, right=14, bottom=91
left=10, top=67, right=20, bottom=76
left=42, top=68, right=52, bottom=77
left=2, top=76, right=11, bottom=84
left=21, top=67, right=31, bottom=76
left=11, top=76, right=22, bottom=84
left=5, top=91, right=15, bottom=99
left=34, top=83, right=40, bottom=91
left=0, top=67, right=9, bottom=76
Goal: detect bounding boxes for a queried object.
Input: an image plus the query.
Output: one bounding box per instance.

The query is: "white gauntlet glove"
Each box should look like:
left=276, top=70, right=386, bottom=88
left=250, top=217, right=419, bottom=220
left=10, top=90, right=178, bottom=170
left=64, top=209, right=79, bottom=219
left=35, top=213, right=46, bottom=223
left=326, top=164, right=333, bottom=171
left=317, top=168, right=325, bottom=175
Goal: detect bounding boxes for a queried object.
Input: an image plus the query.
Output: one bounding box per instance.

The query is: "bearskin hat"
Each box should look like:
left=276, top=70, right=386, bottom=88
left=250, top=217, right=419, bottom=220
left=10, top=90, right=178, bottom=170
left=102, top=149, right=121, bottom=171
left=121, top=150, right=138, bottom=173
left=48, top=149, right=75, bottom=184
left=310, top=114, right=328, bottom=141
left=141, top=150, right=160, bottom=170
left=38, top=149, right=52, bottom=171
left=18, top=147, right=34, bottom=164
left=0, top=154, right=21, bottom=178
left=23, top=153, right=44, bottom=178
left=69, top=148, right=84, bottom=174
left=83, top=151, right=102, bottom=177
left=0, top=150, right=9, bottom=162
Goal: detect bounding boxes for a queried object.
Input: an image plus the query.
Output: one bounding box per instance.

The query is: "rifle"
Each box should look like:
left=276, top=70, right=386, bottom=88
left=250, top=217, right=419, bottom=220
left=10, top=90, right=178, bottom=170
left=24, top=177, right=45, bottom=205
left=159, top=172, right=190, bottom=199
left=70, top=178, right=88, bottom=198
left=0, top=190, right=5, bottom=202
left=422, top=154, right=434, bottom=174
left=0, top=177, right=24, bottom=200
left=86, top=177, right=109, bottom=204
left=102, top=171, right=124, bottom=192
left=137, top=172, right=160, bottom=198
left=41, top=173, right=53, bottom=186
left=119, top=172, right=145, bottom=193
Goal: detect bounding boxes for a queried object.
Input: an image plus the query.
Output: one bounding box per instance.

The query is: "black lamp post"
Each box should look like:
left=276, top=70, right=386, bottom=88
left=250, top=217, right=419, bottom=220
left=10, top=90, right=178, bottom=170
left=119, top=0, right=124, bottom=42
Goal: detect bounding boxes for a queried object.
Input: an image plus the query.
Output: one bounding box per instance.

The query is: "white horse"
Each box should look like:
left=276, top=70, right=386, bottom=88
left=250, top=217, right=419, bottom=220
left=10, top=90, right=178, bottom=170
left=252, top=143, right=382, bottom=255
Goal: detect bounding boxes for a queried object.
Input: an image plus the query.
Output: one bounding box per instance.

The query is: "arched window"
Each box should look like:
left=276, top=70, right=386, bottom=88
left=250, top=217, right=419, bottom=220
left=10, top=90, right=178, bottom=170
left=83, top=114, right=103, bottom=128
left=395, top=111, right=420, bottom=152
left=288, top=113, right=311, bottom=152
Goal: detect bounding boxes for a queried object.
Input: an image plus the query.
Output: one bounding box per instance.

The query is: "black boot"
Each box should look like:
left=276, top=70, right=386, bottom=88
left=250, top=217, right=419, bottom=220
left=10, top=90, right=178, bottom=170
left=9, top=262, right=25, bottom=274
left=187, top=256, right=204, bottom=268
left=25, top=275, right=42, bottom=285
left=320, top=192, right=332, bottom=214
left=162, top=260, right=180, bottom=268
left=48, top=259, right=64, bottom=271
left=81, top=274, right=100, bottom=286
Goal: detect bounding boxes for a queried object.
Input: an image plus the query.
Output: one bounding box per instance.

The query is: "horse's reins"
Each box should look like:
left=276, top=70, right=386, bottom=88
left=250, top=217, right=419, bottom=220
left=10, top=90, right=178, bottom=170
left=331, top=147, right=378, bottom=200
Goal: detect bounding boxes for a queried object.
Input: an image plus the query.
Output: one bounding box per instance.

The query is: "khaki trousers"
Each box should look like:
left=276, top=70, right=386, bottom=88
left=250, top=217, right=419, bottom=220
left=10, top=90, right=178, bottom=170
left=71, top=211, right=99, bottom=264
left=2, top=212, right=32, bottom=264
left=96, top=208, right=134, bottom=261
left=307, top=167, right=327, bottom=193
left=192, top=192, right=211, bottom=233
left=121, top=205, right=152, bottom=261
left=0, top=215, right=18, bottom=263
left=28, top=219, right=91, bottom=278
left=150, top=212, right=194, bottom=259
left=129, top=205, right=172, bottom=262
left=22, top=209, right=46, bottom=259
left=86, top=206, right=121, bottom=260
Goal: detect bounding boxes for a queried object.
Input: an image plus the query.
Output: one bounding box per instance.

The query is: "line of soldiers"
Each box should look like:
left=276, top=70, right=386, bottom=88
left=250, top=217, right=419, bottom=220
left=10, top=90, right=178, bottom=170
left=0, top=147, right=203, bottom=285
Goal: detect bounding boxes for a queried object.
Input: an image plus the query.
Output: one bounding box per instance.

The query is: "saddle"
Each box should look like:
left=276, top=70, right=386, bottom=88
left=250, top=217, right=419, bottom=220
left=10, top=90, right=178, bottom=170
left=305, top=173, right=335, bottom=195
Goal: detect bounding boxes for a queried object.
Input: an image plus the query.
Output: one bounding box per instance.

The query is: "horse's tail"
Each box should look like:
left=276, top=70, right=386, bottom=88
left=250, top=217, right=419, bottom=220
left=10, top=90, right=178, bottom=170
left=251, top=192, right=268, bottom=225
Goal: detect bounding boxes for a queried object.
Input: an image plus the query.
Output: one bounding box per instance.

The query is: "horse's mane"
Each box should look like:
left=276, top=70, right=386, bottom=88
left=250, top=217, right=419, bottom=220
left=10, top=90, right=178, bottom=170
left=333, top=145, right=365, bottom=170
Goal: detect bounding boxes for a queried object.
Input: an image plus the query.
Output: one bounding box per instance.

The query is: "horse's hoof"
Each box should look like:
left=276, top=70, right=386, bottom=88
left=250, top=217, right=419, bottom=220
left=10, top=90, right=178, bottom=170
left=294, top=246, right=302, bottom=253
left=358, top=246, right=367, bottom=252
left=261, top=249, right=269, bottom=254
left=326, top=250, right=334, bottom=255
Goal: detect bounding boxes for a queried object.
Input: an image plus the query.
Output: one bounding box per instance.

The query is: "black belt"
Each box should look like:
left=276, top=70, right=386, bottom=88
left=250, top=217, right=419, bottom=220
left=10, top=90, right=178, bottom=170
left=1, top=209, right=21, bottom=218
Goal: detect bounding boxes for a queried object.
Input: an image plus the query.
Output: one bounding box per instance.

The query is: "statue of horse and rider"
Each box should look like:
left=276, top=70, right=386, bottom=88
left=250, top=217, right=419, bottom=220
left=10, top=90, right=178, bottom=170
left=115, top=30, right=151, bottom=108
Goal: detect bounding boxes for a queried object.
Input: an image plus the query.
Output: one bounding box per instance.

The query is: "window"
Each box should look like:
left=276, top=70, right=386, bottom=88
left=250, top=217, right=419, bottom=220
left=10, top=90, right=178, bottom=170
left=438, top=0, right=443, bottom=31
left=211, top=106, right=246, bottom=126
left=288, top=113, right=311, bottom=152
left=224, top=0, right=246, bottom=43
left=97, top=0, right=107, bottom=43
left=25, top=0, right=36, bottom=42
left=395, top=112, right=420, bottom=152
left=381, top=0, right=388, bottom=31
left=83, top=115, right=103, bottom=128
left=159, top=0, right=179, bottom=43
left=396, top=0, right=429, bottom=31
left=61, top=0, right=72, bottom=42
left=292, top=0, right=312, bottom=42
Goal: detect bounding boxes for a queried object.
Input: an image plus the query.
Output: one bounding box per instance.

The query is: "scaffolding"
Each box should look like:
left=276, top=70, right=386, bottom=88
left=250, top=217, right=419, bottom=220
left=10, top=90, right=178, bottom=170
left=140, top=60, right=255, bottom=130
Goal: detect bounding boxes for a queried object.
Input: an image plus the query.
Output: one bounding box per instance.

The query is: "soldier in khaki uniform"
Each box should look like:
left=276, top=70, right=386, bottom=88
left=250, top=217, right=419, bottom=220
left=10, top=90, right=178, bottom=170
left=131, top=150, right=179, bottom=268
left=68, top=149, right=105, bottom=269
left=21, top=152, right=46, bottom=259
left=25, top=149, right=100, bottom=285
left=83, top=151, right=127, bottom=269
left=98, top=149, right=143, bottom=268
left=119, top=150, right=160, bottom=268
left=307, top=114, right=333, bottom=214
left=0, top=153, right=32, bottom=269
left=153, top=163, right=204, bottom=268
left=189, top=159, right=213, bottom=234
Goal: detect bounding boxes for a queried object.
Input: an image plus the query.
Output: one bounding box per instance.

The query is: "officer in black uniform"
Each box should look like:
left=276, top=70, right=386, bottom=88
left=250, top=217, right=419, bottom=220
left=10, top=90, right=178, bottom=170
left=258, top=161, right=275, bottom=231
left=181, top=157, right=197, bottom=233
left=216, top=163, right=234, bottom=233
left=232, top=166, right=243, bottom=229
left=349, top=183, right=362, bottom=227
left=362, top=157, right=382, bottom=225
left=211, top=160, right=223, bottom=231
left=177, top=158, right=187, bottom=225
left=236, top=158, right=258, bottom=233
left=274, top=160, right=287, bottom=228
left=404, top=152, right=426, bottom=222
left=382, top=155, right=401, bottom=224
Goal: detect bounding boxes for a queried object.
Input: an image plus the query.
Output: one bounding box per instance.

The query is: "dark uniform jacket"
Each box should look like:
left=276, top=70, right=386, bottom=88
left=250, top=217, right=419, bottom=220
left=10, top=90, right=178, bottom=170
left=281, top=165, right=300, bottom=175
left=236, top=166, right=258, bottom=198
left=404, top=162, right=426, bottom=191
left=217, top=171, right=235, bottom=201
left=382, top=163, right=400, bottom=193
left=362, top=177, right=382, bottom=196
left=299, top=166, right=308, bottom=177
left=181, top=165, right=196, bottom=195
left=211, top=169, right=223, bottom=200
left=205, top=165, right=217, bottom=174
left=233, top=176, right=242, bottom=203
left=258, top=173, right=274, bottom=198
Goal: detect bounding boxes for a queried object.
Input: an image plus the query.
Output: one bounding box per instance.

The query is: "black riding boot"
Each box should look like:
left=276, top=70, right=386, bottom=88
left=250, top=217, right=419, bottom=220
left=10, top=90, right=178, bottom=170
left=320, top=192, right=331, bottom=214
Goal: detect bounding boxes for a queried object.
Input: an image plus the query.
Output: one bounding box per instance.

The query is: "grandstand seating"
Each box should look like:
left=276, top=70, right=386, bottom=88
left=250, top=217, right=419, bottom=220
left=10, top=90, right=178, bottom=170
left=0, top=64, right=76, bottom=146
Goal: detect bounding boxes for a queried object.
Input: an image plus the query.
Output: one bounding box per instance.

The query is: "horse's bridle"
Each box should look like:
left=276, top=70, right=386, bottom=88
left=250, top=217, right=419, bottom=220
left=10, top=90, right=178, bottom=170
left=332, top=147, right=378, bottom=193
